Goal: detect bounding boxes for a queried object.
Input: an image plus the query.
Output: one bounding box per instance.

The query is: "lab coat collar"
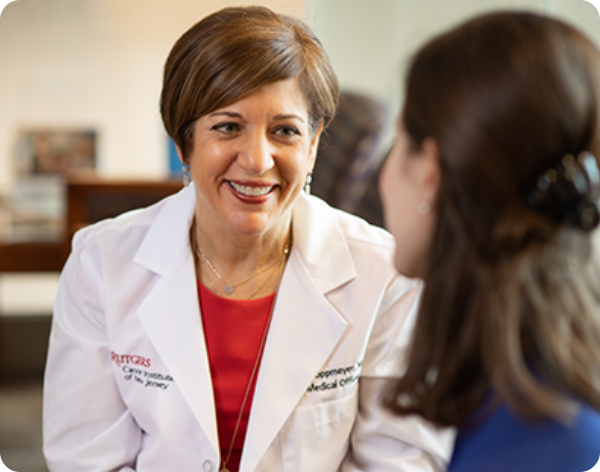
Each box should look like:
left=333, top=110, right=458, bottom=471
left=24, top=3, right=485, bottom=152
left=290, top=191, right=357, bottom=293
left=133, top=183, right=196, bottom=276
left=135, top=184, right=220, bottom=456
left=134, top=185, right=356, bottom=471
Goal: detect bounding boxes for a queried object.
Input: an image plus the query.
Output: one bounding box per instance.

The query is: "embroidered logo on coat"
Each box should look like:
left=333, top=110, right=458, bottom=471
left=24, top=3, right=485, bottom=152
left=111, top=351, right=174, bottom=390
left=111, top=351, right=151, bottom=368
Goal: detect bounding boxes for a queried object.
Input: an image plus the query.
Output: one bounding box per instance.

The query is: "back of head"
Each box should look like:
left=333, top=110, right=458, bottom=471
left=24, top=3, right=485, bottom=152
left=160, top=6, right=339, bottom=160
left=387, top=11, right=600, bottom=426
left=405, top=11, right=600, bottom=250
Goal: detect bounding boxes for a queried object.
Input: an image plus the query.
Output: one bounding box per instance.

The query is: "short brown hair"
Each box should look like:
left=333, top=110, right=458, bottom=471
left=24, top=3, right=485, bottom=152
left=160, top=6, right=339, bottom=161
left=386, top=12, right=600, bottom=426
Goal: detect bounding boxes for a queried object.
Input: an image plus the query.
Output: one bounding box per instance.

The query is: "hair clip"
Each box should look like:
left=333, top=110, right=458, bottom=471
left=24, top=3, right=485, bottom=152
left=527, top=151, right=600, bottom=230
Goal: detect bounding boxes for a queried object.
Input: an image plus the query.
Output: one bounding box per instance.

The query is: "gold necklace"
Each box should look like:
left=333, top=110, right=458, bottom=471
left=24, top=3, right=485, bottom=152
left=190, top=218, right=290, bottom=298
left=197, top=244, right=287, bottom=296
left=201, top=253, right=284, bottom=300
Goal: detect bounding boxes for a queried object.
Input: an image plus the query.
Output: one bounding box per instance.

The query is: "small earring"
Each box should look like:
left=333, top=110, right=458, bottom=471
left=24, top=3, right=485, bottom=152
left=418, top=202, right=431, bottom=215
left=304, top=173, right=313, bottom=194
left=182, top=164, right=191, bottom=187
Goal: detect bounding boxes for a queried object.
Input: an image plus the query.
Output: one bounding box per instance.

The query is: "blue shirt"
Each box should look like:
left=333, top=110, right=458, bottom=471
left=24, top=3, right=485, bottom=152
left=448, top=402, right=600, bottom=472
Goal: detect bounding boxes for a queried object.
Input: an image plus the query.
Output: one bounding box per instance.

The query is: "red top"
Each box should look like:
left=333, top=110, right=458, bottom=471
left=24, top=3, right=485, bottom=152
left=197, top=282, right=275, bottom=472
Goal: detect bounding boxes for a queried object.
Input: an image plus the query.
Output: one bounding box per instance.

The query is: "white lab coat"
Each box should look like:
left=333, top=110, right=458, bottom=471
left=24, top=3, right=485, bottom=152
left=43, top=184, right=454, bottom=472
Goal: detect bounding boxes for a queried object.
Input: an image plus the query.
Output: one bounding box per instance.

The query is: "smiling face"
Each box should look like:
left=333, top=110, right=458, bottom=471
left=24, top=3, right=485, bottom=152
left=186, top=78, right=322, bottom=242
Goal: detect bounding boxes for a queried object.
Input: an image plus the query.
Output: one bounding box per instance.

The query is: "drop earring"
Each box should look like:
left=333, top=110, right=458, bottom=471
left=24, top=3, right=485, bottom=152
left=304, top=172, right=313, bottom=194
left=182, top=164, right=192, bottom=187
left=418, top=202, right=431, bottom=215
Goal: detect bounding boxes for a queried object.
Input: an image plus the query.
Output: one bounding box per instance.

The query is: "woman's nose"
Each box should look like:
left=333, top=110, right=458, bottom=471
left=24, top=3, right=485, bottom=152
left=237, top=131, right=275, bottom=175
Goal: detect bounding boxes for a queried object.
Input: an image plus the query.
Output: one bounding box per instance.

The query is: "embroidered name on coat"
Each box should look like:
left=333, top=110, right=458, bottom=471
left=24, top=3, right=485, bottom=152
left=306, top=360, right=363, bottom=393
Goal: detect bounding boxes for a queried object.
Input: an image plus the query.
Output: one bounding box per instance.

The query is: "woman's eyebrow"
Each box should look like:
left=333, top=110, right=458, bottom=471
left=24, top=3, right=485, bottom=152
left=208, top=111, right=243, bottom=119
left=208, top=111, right=305, bottom=123
left=274, top=114, right=305, bottom=123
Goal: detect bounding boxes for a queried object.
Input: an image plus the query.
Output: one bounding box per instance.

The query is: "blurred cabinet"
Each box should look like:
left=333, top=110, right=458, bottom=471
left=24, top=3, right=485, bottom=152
left=0, top=242, right=63, bottom=273
left=0, top=173, right=182, bottom=380
left=0, top=174, right=183, bottom=272
left=65, top=173, right=182, bottom=248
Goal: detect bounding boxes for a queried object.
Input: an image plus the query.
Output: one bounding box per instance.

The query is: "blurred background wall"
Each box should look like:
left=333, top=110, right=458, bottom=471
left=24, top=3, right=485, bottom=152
left=312, top=0, right=600, bottom=110
left=0, top=0, right=598, bottom=192
left=0, top=0, right=306, bottom=192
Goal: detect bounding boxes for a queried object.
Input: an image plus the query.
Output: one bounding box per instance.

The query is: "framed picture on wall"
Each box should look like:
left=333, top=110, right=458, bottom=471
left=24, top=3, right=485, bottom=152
left=13, top=128, right=97, bottom=177
left=1, top=128, right=98, bottom=242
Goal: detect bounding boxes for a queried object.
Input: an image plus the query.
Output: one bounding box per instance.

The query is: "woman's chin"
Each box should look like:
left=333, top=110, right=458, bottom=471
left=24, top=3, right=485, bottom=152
left=224, top=212, right=286, bottom=238
left=393, top=256, right=425, bottom=280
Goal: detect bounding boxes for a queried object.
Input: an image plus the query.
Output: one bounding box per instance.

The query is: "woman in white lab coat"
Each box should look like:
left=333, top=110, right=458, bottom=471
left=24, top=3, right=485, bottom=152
left=43, top=6, right=453, bottom=472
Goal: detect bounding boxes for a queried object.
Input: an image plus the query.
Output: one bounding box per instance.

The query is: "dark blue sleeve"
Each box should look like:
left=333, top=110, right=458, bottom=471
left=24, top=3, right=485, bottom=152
left=448, top=403, right=600, bottom=472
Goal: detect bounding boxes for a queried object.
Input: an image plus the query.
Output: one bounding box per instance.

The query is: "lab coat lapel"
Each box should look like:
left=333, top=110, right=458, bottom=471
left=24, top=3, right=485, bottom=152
left=134, top=185, right=219, bottom=456
left=241, top=194, right=356, bottom=472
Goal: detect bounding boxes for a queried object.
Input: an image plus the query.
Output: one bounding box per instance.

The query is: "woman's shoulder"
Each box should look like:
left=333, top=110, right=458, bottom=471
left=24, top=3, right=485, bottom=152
left=71, top=188, right=188, bottom=252
left=449, top=402, right=600, bottom=472
left=73, top=199, right=162, bottom=245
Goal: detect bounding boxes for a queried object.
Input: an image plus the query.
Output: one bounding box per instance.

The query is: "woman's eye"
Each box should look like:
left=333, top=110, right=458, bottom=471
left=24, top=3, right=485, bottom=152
left=275, top=126, right=299, bottom=138
left=212, top=123, right=240, bottom=133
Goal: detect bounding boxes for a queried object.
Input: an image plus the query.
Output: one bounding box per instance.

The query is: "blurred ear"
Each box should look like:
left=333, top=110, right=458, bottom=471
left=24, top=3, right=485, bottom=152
left=414, top=137, right=441, bottom=202
left=308, top=119, right=324, bottom=172
left=175, top=144, right=185, bottom=165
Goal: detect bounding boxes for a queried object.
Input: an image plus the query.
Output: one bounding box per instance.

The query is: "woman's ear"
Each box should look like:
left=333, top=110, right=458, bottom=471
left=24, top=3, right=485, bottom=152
left=308, top=120, right=324, bottom=172
left=416, top=137, right=441, bottom=202
left=175, top=144, right=185, bottom=165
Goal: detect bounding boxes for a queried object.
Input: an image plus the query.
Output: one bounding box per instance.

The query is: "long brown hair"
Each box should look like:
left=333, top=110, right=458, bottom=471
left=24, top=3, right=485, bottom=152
left=385, top=12, right=600, bottom=427
left=160, top=6, right=339, bottom=161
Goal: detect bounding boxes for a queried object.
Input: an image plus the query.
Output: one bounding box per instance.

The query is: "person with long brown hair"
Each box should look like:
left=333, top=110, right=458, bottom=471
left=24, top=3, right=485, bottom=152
left=43, top=6, right=453, bottom=472
left=380, top=11, right=600, bottom=472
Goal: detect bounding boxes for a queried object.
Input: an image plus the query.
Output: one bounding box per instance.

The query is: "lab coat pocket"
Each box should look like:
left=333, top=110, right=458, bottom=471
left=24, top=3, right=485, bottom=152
left=280, top=388, right=358, bottom=472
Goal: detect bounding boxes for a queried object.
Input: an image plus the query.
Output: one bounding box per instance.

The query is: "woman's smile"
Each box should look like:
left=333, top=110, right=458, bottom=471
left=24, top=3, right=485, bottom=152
left=227, top=180, right=277, bottom=198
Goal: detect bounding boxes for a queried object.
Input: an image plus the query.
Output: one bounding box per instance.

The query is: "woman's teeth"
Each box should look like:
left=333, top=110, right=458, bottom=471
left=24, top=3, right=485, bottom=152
left=229, top=181, right=274, bottom=197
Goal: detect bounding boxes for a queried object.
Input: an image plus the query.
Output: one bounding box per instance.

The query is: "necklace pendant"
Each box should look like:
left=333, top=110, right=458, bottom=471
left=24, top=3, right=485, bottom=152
left=224, top=285, right=234, bottom=295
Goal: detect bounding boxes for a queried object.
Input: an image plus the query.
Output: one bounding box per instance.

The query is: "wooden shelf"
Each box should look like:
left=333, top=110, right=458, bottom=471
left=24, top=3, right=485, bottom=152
left=0, top=241, right=65, bottom=273
left=0, top=175, right=183, bottom=274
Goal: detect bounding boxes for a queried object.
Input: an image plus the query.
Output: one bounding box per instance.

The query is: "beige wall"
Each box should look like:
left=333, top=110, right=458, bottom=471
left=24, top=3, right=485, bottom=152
left=0, top=0, right=307, bottom=191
